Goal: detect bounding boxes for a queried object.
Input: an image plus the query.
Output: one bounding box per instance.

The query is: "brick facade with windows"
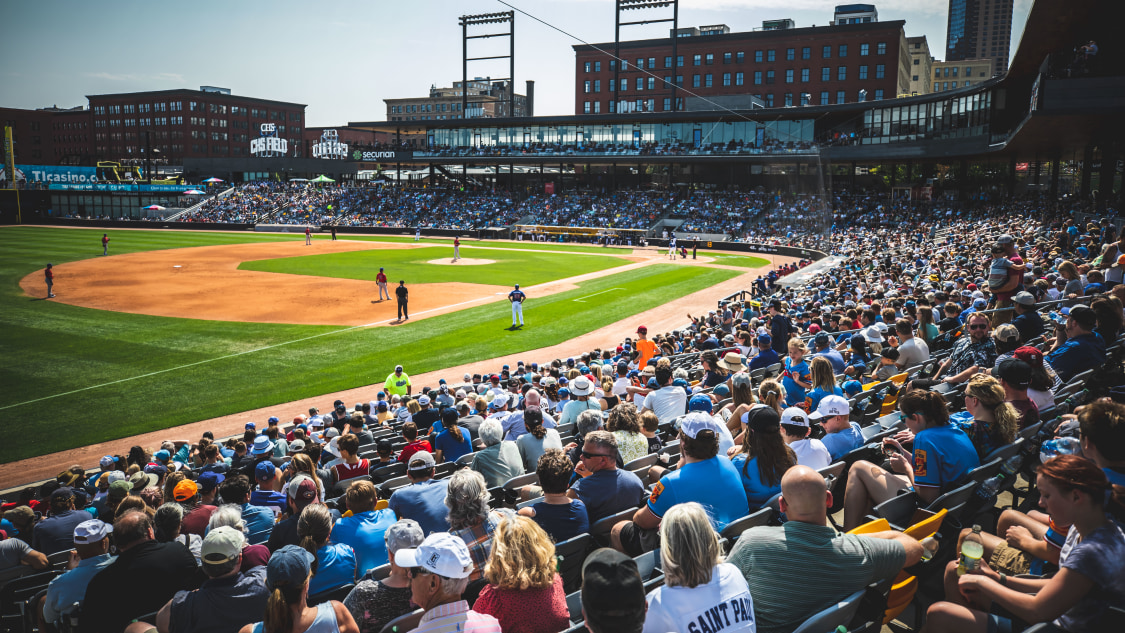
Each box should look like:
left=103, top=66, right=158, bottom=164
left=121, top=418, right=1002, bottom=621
left=1, top=106, right=92, bottom=166
left=573, top=20, right=910, bottom=114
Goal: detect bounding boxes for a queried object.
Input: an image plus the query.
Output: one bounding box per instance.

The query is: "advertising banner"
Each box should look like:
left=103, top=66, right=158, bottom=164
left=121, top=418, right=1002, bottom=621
left=0, top=163, right=100, bottom=184
left=348, top=149, right=414, bottom=162
left=48, top=183, right=188, bottom=192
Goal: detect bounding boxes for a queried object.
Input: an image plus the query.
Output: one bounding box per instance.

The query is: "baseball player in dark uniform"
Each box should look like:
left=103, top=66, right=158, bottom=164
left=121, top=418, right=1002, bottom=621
left=102, top=233, right=110, bottom=256
left=45, top=263, right=55, bottom=298
left=508, top=284, right=526, bottom=329
left=395, top=280, right=409, bottom=321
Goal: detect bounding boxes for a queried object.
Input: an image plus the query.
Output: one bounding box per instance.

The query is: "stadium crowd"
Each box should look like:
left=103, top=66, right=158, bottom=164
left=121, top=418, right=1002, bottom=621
left=4, top=195, right=1125, bottom=633
left=415, top=139, right=819, bottom=160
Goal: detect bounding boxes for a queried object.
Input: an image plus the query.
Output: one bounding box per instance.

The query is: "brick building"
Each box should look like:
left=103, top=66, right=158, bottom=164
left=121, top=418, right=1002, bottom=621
left=86, top=87, right=306, bottom=164
left=931, top=58, right=995, bottom=92
left=573, top=19, right=911, bottom=114
left=1, top=106, right=92, bottom=166
left=385, top=79, right=532, bottom=122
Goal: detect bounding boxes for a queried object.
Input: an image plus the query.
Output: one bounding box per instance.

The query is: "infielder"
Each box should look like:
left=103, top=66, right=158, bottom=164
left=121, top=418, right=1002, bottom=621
left=376, top=267, right=390, bottom=301
left=452, top=237, right=461, bottom=262
left=667, top=233, right=677, bottom=260
left=508, top=284, right=526, bottom=329
left=414, top=226, right=421, bottom=242
left=305, top=226, right=312, bottom=245
left=45, top=263, right=55, bottom=298
left=101, top=233, right=109, bottom=255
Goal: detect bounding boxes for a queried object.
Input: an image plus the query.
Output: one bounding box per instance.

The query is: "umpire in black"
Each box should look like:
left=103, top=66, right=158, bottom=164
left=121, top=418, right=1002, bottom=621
left=395, top=280, right=409, bottom=321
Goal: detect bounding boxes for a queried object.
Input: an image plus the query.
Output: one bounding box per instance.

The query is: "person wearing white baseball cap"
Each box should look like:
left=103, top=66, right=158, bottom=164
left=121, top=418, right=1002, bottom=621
left=40, top=520, right=115, bottom=626
left=780, top=407, right=831, bottom=470
left=809, top=394, right=863, bottom=461
left=610, top=412, right=748, bottom=557
left=395, top=533, right=501, bottom=633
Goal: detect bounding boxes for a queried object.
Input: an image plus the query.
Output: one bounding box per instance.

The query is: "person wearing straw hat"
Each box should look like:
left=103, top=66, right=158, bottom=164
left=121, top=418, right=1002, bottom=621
left=719, top=351, right=746, bottom=374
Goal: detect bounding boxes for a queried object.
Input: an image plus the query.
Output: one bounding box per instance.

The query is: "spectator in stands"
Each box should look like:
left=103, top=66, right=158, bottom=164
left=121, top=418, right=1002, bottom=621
left=895, top=318, right=931, bottom=369
left=580, top=548, right=647, bottom=633
left=1010, top=292, right=1045, bottom=343
left=843, top=335, right=873, bottom=378
left=396, top=422, right=431, bottom=465
left=606, top=403, right=648, bottom=464
left=145, top=526, right=269, bottom=633
left=473, top=515, right=570, bottom=632
left=939, top=312, right=998, bottom=384
left=207, top=505, right=270, bottom=572
left=346, top=415, right=374, bottom=447
left=237, top=544, right=359, bottom=633
left=81, top=510, right=203, bottom=633
left=32, top=487, right=91, bottom=555
left=286, top=453, right=326, bottom=504
left=767, top=301, right=793, bottom=355
left=611, top=413, right=748, bottom=555
left=267, top=476, right=317, bottom=553
left=559, top=376, right=601, bottom=427
left=433, top=408, right=472, bottom=464
left=518, top=449, right=589, bottom=543
left=780, top=338, right=812, bottom=408
left=516, top=407, right=563, bottom=473
left=810, top=332, right=846, bottom=373
left=640, top=409, right=663, bottom=455
left=298, top=503, right=356, bottom=596
left=1092, top=296, right=1124, bottom=343
left=445, top=469, right=509, bottom=582
left=641, top=360, right=688, bottom=424
left=332, top=480, right=395, bottom=578
left=331, top=434, right=371, bottom=487
left=39, top=520, right=112, bottom=628
left=804, top=356, right=843, bottom=413
left=698, top=351, right=729, bottom=388
left=843, top=390, right=979, bottom=530
left=1046, top=304, right=1107, bottom=382
left=962, top=374, right=1020, bottom=460
left=729, top=465, right=920, bottom=633
left=992, top=358, right=1040, bottom=429
left=643, top=502, right=756, bottom=633
left=153, top=502, right=202, bottom=564
left=218, top=474, right=275, bottom=537
left=470, top=419, right=524, bottom=489
left=811, top=395, right=862, bottom=461
left=780, top=403, right=832, bottom=470
left=0, top=533, right=46, bottom=577
left=343, top=519, right=424, bottom=631
left=251, top=462, right=286, bottom=517
left=568, top=430, right=645, bottom=525
left=730, top=406, right=796, bottom=508
left=178, top=475, right=218, bottom=536
left=748, top=334, right=779, bottom=370
left=924, top=455, right=1125, bottom=633
left=389, top=451, right=450, bottom=535
left=394, top=533, right=501, bottom=633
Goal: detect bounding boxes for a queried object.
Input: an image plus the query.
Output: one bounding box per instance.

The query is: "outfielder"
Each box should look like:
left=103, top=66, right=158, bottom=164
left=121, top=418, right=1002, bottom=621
left=305, top=226, right=312, bottom=245
left=452, top=237, right=461, bottom=262
left=508, top=284, right=526, bottom=329
left=101, top=233, right=109, bottom=255
left=376, top=267, right=390, bottom=301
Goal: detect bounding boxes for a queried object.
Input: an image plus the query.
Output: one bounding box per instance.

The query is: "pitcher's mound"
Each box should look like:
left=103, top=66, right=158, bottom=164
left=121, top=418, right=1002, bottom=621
left=427, top=258, right=495, bottom=266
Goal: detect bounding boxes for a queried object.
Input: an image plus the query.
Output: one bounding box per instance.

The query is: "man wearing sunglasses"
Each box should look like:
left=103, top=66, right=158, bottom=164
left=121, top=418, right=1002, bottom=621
left=938, top=312, right=998, bottom=385
left=566, top=431, right=645, bottom=525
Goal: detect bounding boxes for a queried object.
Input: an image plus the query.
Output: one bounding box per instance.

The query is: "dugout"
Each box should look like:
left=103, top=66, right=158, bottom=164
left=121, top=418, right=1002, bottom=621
left=513, top=225, right=647, bottom=245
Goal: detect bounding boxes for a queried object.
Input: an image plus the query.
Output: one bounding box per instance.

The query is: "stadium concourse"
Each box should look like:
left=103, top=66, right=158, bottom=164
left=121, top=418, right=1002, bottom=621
left=4, top=194, right=1125, bottom=633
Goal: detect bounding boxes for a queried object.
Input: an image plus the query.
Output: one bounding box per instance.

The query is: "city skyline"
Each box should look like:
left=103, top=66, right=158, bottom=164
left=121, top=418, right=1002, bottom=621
left=1, top=0, right=1032, bottom=127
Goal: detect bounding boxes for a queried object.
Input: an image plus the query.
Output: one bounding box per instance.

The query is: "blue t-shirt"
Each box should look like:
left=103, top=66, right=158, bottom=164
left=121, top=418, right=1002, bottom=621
left=331, top=509, right=396, bottom=576
left=571, top=468, right=645, bottom=525
left=433, top=428, right=473, bottom=463
left=1046, top=332, right=1106, bottom=383
left=240, top=503, right=277, bottom=537
left=821, top=421, right=864, bottom=461
left=911, top=424, right=980, bottom=491
left=811, top=349, right=847, bottom=374
left=648, top=457, right=748, bottom=531
left=805, top=386, right=843, bottom=414
left=748, top=348, right=780, bottom=371
left=530, top=499, right=590, bottom=544
left=388, top=479, right=451, bottom=535
left=781, top=358, right=810, bottom=408
left=730, top=454, right=783, bottom=508
left=309, top=542, right=356, bottom=596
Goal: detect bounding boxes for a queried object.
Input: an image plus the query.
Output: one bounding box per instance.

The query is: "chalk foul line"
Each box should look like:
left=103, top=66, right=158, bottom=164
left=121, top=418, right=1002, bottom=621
left=573, top=288, right=625, bottom=303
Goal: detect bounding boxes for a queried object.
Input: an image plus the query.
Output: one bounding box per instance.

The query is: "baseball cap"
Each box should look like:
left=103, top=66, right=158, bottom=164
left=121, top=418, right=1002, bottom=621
left=780, top=407, right=810, bottom=428
left=172, top=479, right=198, bottom=502
left=842, top=380, right=863, bottom=396
left=680, top=411, right=724, bottom=439
left=757, top=333, right=772, bottom=345
left=743, top=405, right=782, bottom=432
left=687, top=394, right=714, bottom=413
left=288, top=439, right=306, bottom=452
left=255, top=461, right=277, bottom=481
left=395, top=407, right=412, bottom=423
left=143, top=463, right=168, bottom=476
left=245, top=422, right=256, bottom=431
left=250, top=436, right=273, bottom=455
left=201, top=526, right=245, bottom=566
left=197, top=471, right=225, bottom=494
left=408, top=450, right=436, bottom=471
left=384, top=519, right=425, bottom=554
left=267, top=545, right=317, bottom=589
left=993, top=359, right=1033, bottom=390
left=809, top=394, right=850, bottom=420
left=73, top=519, right=113, bottom=544
left=106, top=470, right=127, bottom=486
left=376, top=438, right=394, bottom=454
left=1067, top=304, right=1097, bottom=329
left=395, top=532, right=473, bottom=579
left=417, top=395, right=431, bottom=406
left=99, top=455, right=117, bottom=469
left=581, top=548, right=646, bottom=633
left=1012, top=291, right=1036, bottom=306
left=490, top=393, right=509, bottom=408
left=992, top=324, right=1021, bottom=344
left=813, top=332, right=830, bottom=347
left=997, top=234, right=1014, bottom=245
left=636, top=325, right=648, bottom=334
left=108, top=480, right=132, bottom=501
left=286, top=475, right=318, bottom=505
left=1012, top=345, right=1044, bottom=369
left=268, top=416, right=280, bottom=425
left=50, top=487, right=74, bottom=504
left=713, top=383, right=731, bottom=397
left=153, top=450, right=171, bottom=463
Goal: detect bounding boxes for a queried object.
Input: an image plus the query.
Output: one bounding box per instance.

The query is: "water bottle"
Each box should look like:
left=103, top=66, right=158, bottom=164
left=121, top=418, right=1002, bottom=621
left=920, top=536, right=940, bottom=562
left=1040, top=437, right=1081, bottom=464
left=957, top=525, right=984, bottom=576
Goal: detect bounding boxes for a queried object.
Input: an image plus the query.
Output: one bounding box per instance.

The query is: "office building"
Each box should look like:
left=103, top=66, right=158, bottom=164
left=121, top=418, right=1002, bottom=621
left=833, top=4, right=879, bottom=25
left=931, top=58, right=995, bottom=92
left=385, top=79, right=532, bottom=122
left=1, top=105, right=92, bottom=166
left=906, top=36, right=933, bottom=96
left=946, top=0, right=1013, bottom=74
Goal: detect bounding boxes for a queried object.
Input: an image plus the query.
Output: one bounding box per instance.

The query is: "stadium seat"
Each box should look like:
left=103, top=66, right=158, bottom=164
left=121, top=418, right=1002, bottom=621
left=377, top=475, right=413, bottom=498
left=378, top=608, right=424, bottom=633
left=454, top=453, right=476, bottom=467
left=308, top=582, right=354, bottom=606
left=0, top=570, right=59, bottom=633
left=590, top=506, right=640, bottom=546
left=566, top=589, right=584, bottom=625
left=790, top=588, right=867, bottom=633
left=370, top=462, right=406, bottom=482
left=719, top=506, right=773, bottom=543
left=361, top=564, right=392, bottom=582
left=555, top=533, right=592, bottom=594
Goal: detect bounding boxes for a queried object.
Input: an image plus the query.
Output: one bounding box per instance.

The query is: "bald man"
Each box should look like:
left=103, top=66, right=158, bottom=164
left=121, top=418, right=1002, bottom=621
left=726, top=466, right=922, bottom=633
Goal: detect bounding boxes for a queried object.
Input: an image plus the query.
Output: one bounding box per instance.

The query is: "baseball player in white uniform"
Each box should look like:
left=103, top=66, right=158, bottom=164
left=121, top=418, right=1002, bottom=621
left=508, top=284, right=526, bottom=329
left=414, top=226, right=421, bottom=241
left=667, top=233, right=677, bottom=260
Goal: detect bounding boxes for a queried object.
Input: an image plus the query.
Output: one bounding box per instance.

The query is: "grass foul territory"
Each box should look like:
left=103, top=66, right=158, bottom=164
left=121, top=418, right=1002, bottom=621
left=0, top=226, right=736, bottom=463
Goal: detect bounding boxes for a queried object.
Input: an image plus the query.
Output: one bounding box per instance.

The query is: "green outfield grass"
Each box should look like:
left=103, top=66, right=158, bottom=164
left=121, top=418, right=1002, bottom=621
left=702, top=253, right=772, bottom=268
left=239, top=245, right=630, bottom=286
left=0, top=226, right=739, bottom=463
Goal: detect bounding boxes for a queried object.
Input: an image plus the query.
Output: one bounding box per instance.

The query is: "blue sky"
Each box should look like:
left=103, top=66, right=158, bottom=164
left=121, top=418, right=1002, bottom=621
left=1, top=0, right=1032, bottom=126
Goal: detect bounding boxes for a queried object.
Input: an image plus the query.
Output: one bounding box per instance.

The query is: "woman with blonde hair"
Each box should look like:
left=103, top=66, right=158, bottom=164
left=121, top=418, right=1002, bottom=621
left=297, top=503, right=356, bottom=597
left=115, top=494, right=154, bottom=519
left=599, top=376, right=620, bottom=410
left=723, top=372, right=757, bottom=437
left=804, top=356, right=842, bottom=412
left=963, top=374, right=1019, bottom=460
left=473, top=514, right=569, bottom=633
left=239, top=545, right=359, bottom=633
left=641, top=502, right=755, bottom=633
left=406, top=399, right=422, bottom=415
left=606, top=402, right=648, bottom=464
left=1058, top=260, right=1084, bottom=298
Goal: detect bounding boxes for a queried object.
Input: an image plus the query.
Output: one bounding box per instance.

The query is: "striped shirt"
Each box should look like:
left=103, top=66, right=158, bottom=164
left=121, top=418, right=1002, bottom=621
left=414, top=600, right=502, bottom=633
left=726, top=522, right=905, bottom=633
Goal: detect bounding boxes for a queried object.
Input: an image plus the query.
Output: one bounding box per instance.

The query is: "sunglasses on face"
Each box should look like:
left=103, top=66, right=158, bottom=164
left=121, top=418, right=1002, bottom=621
left=969, top=324, right=989, bottom=330
left=580, top=451, right=611, bottom=460
left=409, top=567, right=432, bottom=579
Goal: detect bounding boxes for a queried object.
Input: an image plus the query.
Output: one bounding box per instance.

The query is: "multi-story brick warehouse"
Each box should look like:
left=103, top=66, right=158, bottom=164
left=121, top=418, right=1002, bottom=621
left=573, top=20, right=911, bottom=114
left=86, top=87, right=306, bottom=164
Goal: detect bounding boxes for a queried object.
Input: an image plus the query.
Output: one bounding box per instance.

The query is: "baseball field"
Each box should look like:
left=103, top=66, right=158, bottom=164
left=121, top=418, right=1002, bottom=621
left=0, top=226, right=774, bottom=469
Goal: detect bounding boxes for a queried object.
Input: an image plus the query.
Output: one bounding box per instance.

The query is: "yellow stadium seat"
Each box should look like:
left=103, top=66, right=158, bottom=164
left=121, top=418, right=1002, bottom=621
left=848, top=509, right=948, bottom=624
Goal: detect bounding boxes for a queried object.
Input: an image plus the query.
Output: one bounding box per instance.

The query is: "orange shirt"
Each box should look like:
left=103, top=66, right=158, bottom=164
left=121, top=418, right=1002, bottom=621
left=636, top=338, right=657, bottom=368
